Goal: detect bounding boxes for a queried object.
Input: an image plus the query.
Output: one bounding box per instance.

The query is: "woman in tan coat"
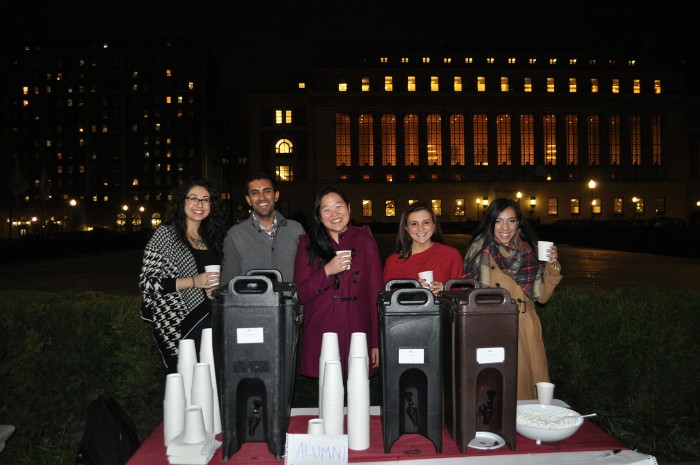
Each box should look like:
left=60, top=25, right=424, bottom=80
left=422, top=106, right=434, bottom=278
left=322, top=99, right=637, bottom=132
left=464, top=198, right=562, bottom=400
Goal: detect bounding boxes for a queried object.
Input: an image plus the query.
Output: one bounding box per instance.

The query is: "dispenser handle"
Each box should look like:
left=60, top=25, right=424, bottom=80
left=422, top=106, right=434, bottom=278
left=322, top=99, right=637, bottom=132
left=384, top=278, right=422, bottom=291
left=444, top=278, right=479, bottom=291
left=245, top=269, right=283, bottom=282
left=468, top=287, right=513, bottom=306
left=389, top=286, right=433, bottom=307
left=227, top=275, right=274, bottom=295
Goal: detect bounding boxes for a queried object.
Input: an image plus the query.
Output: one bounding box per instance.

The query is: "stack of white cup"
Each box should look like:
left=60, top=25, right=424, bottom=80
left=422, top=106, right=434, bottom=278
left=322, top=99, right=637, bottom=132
left=346, top=354, right=370, bottom=450
left=163, top=373, right=186, bottom=446
left=191, top=363, right=214, bottom=434
left=177, top=339, right=198, bottom=407
left=198, top=328, right=221, bottom=434
left=321, top=360, right=345, bottom=435
left=318, top=332, right=340, bottom=417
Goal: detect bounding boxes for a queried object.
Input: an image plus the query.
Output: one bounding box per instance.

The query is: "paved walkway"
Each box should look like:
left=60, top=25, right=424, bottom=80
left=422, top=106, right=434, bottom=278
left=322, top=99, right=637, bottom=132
left=0, top=234, right=698, bottom=295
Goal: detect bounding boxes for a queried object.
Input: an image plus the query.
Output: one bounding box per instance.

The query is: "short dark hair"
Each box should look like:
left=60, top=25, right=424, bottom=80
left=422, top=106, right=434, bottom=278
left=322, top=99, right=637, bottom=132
left=246, top=172, right=276, bottom=191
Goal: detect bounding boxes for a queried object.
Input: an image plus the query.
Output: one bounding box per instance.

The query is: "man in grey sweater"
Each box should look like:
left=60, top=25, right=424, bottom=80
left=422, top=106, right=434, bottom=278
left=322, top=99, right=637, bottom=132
left=221, top=172, right=305, bottom=285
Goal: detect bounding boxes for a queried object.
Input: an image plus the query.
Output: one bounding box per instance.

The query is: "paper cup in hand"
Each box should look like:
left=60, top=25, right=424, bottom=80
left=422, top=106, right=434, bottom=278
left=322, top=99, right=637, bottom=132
left=536, top=381, right=555, bottom=405
left=418, top=271, right=434, bottom=288
left=204, top=265, right=221, bottom=286
left=537, top=241, right=554, bottom=262
left=336, top=250, right=352, bottom=270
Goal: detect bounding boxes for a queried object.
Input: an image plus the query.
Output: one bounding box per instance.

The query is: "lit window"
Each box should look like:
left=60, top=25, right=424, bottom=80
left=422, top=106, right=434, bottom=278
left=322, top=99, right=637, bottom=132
left=633, top=79, right=641, bottom=94
left=384, top=76, right=393, bottom=92
left=654, top=80, right=662, bottom=94
left=569, top=78, right=577, bottom=93
left=362, top=76, right=370, bottom=92
left=508, top=58, right=516, bottom=64
left=524, top=77, right=532, bottom=92
left=362, top=199, right=373, bottom=217
left=165, top=96, right=172, bottom=104
left=385, top=199, right=395, bottom=217
left=454, top=77, right=462, bottom=92
left=188, top=82, right=194, bottom=90
left=407, top=76, right=416, bottom=92
left=422, top=57, right=430, bottom=63
left=464, top=57, right=473, bottom=64
left=500, top=77, right=509, bottom=92
left=430, top=76, right=439, bottom=92
left=547, top=77, right=555, bottom=93
left=477, top=76, right=486, bottom=92
left=591, top=78, right=599, bottom=93
left=338, top=78, right=347, bottom=92
left=612, top=79, right=620, bottom=93
left=443, top=57, right=451, bottom=64
left=166, top=69, right=172, bottom=77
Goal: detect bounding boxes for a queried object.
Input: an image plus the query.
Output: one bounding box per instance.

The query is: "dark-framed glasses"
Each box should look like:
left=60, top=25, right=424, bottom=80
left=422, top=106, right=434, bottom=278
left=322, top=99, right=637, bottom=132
left=185, top=196, right=211, bottom=206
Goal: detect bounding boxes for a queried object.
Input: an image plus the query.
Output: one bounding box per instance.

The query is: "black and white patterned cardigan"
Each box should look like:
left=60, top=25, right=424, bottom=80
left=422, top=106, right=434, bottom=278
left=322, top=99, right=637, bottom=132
left=139, top=224, right=204, bottom=363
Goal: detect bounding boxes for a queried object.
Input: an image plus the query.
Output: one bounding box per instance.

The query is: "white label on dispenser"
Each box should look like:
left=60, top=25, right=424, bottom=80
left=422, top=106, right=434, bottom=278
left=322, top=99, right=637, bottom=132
left=398, top=348, right=425, bottom=364
left=236, top=327, right=264, bottom=344
left=476, top=347, right=505, bottom=364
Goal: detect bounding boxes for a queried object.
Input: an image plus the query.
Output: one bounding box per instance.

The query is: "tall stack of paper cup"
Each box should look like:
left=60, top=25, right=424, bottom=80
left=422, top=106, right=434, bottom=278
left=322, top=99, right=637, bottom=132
left=318, top=332, right=340, bottom=417
left=349, top=332, right=369, bottom=372
left=163, top=373, right=186, bottom=446
left=198, top=328, right=221, bottom=434
left=321, top=360, right=344, bottom=435
left=346, top=354, right=370, bottom=450
left=177, top=339, right=198, bottom=407
left=191, top=363, right=214, bottom=434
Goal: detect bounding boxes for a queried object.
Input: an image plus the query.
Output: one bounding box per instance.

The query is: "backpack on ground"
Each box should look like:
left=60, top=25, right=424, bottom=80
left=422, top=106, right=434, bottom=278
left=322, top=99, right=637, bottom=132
left=76, top=395, right=140, bottom=465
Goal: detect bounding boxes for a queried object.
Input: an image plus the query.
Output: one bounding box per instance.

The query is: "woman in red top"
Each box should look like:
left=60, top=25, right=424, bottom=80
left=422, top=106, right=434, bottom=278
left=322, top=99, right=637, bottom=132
left=383, top=202, right=463, bottom=294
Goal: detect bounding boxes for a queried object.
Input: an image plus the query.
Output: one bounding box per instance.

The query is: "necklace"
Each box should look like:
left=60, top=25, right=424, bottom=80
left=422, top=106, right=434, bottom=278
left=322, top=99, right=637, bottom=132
left=187, top=234, right=207, bottom=250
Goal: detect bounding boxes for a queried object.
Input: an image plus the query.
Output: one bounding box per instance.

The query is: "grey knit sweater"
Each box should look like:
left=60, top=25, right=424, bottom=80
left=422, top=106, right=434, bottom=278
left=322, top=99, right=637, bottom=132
left=220, top=210, right=304, bottom=285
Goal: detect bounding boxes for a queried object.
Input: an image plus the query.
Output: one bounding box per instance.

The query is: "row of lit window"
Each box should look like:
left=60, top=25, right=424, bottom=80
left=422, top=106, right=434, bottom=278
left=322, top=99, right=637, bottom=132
left=378, top=56, right=634, bottom=67
left=334, top=113, right=662, bottom=167
left=358, top=196, right=656, bottom=218
left=337, top=76, right=662, bottom=94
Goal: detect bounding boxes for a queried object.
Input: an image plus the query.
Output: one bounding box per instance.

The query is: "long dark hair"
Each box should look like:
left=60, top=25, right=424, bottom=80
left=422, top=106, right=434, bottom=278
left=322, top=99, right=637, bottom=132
left=165, top=180, right=228, bottom=260
left=393, top=202, right=446, bottom=259
left=465, top=197, right=538, bottom=267
left=306, top=186, right=350, bottom=266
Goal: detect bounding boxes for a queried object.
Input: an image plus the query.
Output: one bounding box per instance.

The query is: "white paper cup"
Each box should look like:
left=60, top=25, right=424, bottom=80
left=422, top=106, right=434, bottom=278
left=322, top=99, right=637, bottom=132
left=418, top=271, right=434, bottom=287
left=183, top=405, right=207, bottom=444
left=336, top=250, right=352, bottom=270
left=204, top=265, right=221, bottom=285
left=307, top=418, right=325, bottom=435
left=164, top=373, right=186, bottom=404
left=536, top=381, right=555, bottom=405
left=537, top=241, right=554, bottom=262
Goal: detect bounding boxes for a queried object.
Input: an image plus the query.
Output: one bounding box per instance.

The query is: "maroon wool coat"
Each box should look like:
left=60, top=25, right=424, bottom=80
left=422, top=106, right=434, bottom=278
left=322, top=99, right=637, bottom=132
left=294, top=225, right=384, bottom=379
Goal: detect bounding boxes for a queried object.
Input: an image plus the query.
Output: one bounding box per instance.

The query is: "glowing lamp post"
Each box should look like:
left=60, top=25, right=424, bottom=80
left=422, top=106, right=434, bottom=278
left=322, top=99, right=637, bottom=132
left=588, top=179, right=597, bottom=219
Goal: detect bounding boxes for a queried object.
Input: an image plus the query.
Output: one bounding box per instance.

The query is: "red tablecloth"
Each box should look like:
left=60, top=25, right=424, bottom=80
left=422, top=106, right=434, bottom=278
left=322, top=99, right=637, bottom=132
left=127, top=414, right=624, bottom=464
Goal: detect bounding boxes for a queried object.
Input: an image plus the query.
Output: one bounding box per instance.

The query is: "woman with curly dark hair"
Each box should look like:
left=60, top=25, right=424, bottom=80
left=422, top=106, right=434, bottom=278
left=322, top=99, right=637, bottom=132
left=139, top=180, right=228, bottom=373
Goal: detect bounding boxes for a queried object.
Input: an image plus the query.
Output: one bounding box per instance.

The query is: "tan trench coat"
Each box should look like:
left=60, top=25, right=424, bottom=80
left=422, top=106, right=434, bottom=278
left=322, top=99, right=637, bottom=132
left=487, top=257, right=562, bottom=400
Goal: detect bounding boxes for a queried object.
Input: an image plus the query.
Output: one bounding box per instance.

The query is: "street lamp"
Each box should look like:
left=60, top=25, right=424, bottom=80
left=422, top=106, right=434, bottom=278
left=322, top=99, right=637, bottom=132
left=476, top=198, right=481, bottom=221
left=482, top=196, right=489, bottom=212
left=530, top=196, right=536, bottom=218
left=69, top=199, right=77, bottom=231
left=588, top=179, right=597, bottom=219
left=516, top=191, right=523, bottom=204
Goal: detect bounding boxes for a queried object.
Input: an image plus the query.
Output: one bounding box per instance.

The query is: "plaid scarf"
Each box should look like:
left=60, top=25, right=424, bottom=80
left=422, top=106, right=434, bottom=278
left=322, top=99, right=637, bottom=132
left=464, top=235, right=544, bottom=302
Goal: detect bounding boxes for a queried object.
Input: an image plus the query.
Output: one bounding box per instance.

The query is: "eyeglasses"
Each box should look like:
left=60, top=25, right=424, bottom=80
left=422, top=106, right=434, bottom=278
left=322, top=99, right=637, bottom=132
left=185, top=196, right=211, bottom=206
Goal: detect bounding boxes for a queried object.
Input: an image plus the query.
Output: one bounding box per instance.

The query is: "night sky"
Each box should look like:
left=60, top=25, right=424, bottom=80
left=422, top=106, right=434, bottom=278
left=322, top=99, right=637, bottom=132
left=1, top=0, right=695, bottom=119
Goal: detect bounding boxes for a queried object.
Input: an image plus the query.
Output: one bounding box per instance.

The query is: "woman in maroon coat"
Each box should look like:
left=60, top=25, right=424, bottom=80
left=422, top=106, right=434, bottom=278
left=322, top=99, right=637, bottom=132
left=294, top=186, right=384, bottom=379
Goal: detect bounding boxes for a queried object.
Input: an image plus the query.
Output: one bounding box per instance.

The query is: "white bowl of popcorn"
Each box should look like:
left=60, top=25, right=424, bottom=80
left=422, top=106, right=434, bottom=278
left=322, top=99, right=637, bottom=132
left=516, top=404, right=584, bottom=443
